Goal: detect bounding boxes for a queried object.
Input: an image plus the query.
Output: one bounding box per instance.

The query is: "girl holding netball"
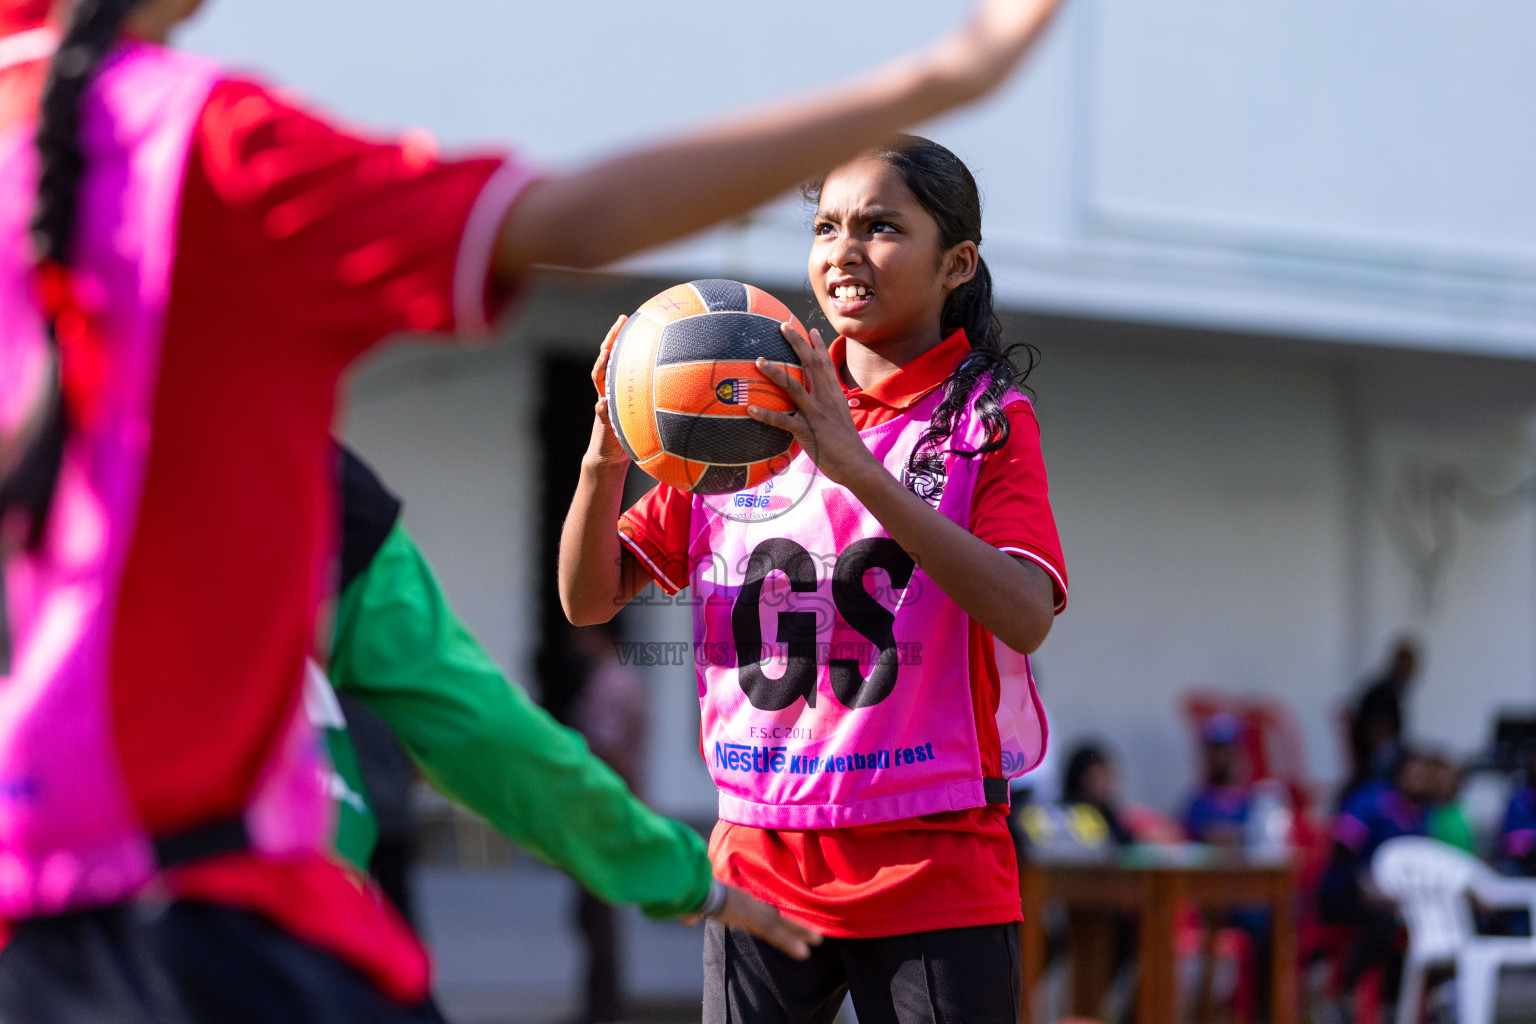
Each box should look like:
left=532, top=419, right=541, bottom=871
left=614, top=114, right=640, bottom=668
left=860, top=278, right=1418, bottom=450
left=562, top=136, right=1067, bottom=1022
left=0, top=0, right=1064, bottom=1020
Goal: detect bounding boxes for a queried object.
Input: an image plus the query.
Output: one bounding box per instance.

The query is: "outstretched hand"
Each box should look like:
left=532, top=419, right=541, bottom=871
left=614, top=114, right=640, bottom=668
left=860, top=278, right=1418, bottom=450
left=682, top=884, right=823, bottom=961
left=942, top=0, right=1067, bottom=99
left=748, top=324, right=882, bottom=490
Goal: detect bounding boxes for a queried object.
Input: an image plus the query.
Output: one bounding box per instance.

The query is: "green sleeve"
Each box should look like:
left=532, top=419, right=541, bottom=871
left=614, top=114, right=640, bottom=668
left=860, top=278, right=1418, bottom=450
left=329, top=524, right=711, bottom=918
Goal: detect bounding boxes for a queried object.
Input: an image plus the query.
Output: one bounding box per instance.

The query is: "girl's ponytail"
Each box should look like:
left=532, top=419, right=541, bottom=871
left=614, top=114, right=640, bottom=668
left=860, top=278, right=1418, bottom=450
left=874, top=135, right=1038, bottom=475
left=0, top=0, right=139, bottom=548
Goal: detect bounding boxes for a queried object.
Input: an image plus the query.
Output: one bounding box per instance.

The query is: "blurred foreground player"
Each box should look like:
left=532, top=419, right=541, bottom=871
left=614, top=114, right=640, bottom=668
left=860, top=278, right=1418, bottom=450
left=0, top=0, right=1065, bottom=1017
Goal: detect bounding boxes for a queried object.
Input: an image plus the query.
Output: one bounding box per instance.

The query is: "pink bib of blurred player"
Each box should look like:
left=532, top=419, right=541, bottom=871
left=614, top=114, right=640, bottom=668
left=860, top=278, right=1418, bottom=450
left=692, top=384, right=1048, bottom=829
left=0, top=35, right=328, bottom=917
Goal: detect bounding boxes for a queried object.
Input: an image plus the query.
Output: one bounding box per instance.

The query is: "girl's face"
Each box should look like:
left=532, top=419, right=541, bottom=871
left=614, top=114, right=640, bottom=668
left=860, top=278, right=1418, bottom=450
left=809, top=157, right=976, bottom=350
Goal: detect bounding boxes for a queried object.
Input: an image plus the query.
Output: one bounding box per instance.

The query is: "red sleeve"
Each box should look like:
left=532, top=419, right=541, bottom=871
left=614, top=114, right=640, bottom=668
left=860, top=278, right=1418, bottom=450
left=971, top=400, right=1068, bottom=612
left=618, top=482, right=693, bottom=595
left=181, top=78, right=539, bottom=354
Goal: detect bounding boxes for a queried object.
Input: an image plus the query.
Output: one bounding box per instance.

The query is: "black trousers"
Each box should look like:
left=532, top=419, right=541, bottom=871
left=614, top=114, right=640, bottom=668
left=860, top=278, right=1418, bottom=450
left=371, top=836, right=417, bottom=928
left=0, top=901, right=448, bottom=1024
left=1319, top=887, right=1402, bottom=996
left=703, top=920, right=1020, bottom=1024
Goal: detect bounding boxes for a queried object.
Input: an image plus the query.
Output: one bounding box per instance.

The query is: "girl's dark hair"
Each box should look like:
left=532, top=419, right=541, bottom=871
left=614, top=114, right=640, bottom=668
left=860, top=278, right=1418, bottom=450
left=0, top=0, right=139, bottom=548
left=804, top=135, right=1038, bottom=479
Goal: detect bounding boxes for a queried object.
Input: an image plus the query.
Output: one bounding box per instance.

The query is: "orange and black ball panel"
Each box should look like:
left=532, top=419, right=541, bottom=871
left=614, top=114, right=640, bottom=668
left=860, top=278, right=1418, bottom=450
left=606, top=279, right=807, bottom=495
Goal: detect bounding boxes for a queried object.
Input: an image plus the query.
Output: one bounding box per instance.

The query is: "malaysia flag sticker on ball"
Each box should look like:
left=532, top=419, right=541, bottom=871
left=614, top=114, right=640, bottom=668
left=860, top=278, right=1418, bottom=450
left=605, top=279, right=809, bottom=495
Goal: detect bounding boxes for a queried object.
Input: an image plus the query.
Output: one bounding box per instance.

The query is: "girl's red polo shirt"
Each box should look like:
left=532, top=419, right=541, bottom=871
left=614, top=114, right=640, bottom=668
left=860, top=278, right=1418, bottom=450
left=619, top=330, right=1068, bottom=937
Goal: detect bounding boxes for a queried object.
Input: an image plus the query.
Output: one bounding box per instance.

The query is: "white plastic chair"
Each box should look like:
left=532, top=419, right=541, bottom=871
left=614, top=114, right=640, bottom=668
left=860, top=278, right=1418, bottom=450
left=1373, top=836, right=1536, bottom=1024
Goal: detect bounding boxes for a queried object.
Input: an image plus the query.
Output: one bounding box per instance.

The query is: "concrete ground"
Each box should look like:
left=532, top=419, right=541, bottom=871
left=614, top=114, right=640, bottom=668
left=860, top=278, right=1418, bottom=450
left=415, top=860, right=1536, bottom=1024
left=416, top=861, right=710, bottom=1024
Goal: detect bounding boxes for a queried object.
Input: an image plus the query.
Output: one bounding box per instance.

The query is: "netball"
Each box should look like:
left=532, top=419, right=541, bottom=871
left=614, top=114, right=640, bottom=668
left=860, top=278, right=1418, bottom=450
left=605, top=279, right=809, bottom=494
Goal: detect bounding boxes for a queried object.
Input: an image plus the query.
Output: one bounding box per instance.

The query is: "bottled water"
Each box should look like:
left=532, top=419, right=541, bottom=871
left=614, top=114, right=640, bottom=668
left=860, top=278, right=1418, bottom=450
left=1245, top=779, right=1293, bottom=861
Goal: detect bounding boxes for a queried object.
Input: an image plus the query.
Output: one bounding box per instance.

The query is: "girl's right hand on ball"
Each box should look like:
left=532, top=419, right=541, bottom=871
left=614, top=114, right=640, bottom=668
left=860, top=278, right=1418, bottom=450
left=587, top=315, right=631, bottom=467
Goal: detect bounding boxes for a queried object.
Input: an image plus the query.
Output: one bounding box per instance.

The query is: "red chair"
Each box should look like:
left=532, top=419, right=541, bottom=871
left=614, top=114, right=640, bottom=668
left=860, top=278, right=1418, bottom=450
left=1178, top=910, right=1256, bottom=1024
left=1182, top=690, right=1318, bottom=807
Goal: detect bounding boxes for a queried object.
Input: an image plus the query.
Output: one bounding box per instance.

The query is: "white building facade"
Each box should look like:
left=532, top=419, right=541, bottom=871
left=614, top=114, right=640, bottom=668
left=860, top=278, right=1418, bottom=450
left=185, top=0, right=1536, bottom=815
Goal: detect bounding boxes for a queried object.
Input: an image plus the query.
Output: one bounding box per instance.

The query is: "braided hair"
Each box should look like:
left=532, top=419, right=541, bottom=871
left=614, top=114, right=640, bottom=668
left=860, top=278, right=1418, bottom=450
left=0, top=0, right=139, bottom=548
left=805, top=135, right=1037, bottom=482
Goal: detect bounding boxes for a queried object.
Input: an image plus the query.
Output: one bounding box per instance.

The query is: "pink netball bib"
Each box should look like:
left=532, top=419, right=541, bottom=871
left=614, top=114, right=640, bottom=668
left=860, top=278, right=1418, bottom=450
left=0, top=35, right=329, bottom=917
left=692, top=383, right=1047, bottom=829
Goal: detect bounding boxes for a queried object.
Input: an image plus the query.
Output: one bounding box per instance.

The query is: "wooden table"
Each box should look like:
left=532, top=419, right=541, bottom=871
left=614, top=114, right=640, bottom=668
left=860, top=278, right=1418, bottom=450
left=1018, top=853, right=1297, bottom=1024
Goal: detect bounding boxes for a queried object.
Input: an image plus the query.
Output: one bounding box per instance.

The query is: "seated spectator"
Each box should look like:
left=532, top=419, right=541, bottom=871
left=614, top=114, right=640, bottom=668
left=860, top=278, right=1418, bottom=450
left=1317, top=749, right=1436, bottom=1013
left=1060, top=742, right=1139, bottom=991
left=1424, top=753, right=1475, bottom=855
left=1062, top=742, right=1135, bottom=848
left=1497, top=747, right=1536, bottom=876
left=1471, top=749, right=1536, bottom=937
left=1184, top=714, right=1274, bottom=1019
left=1183, top=713, right=1252, bottom=849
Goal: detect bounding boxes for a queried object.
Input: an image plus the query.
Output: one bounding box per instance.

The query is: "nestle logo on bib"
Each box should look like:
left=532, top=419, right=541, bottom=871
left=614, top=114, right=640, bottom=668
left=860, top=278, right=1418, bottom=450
left=732, top=493, right=792, bottom=511
left=1001, top=749, right=1035, bottom=776
left=715, top=742, right=788, bottom=774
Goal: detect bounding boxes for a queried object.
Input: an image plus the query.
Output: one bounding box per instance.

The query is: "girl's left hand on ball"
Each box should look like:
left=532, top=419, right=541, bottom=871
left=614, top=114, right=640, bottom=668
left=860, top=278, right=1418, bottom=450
left=750, top=324, right=881, bottom=490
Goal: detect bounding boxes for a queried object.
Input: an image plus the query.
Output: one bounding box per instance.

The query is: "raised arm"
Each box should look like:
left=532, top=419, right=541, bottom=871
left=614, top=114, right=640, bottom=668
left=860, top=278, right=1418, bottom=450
left=494, top=0, right=1064, bottom=280
left=559, top=317, right=655, bottom=625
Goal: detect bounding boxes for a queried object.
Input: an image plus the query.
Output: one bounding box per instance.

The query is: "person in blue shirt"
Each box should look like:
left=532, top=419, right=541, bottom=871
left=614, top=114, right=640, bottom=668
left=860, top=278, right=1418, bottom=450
left=1317, top=749, right=1435, bottom=1012
left=1183, top=714, right=1251, bottom=847
left=1497, top=747, right=1536, bottom=876
left=1183, top=714, right=1275, bottom=1018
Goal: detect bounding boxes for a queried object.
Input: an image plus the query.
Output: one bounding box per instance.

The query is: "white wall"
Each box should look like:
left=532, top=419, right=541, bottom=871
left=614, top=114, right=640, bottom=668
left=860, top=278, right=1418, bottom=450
left=181, top=0, right=1536, bottom=355
left=1028, top=341, right=1354, bottom=804
left=1355, top=413, right=1536, bottom=762
left=342, top=343, right=537, bottom=681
